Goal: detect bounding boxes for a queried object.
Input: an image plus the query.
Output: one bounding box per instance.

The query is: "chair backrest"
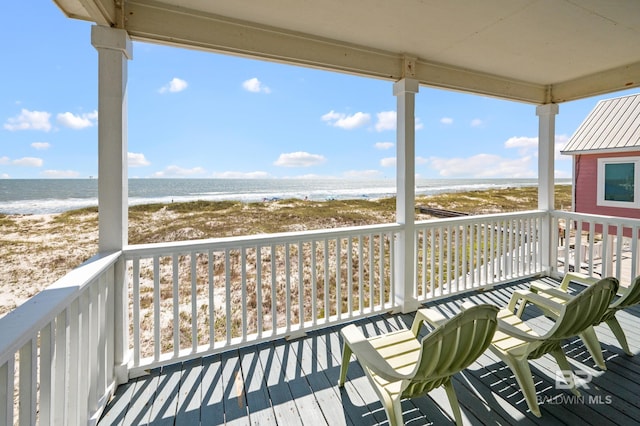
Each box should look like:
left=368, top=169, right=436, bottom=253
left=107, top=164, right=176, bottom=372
left=550, top=277, right=618, bottom=340
left=405, top=304, right=499, bottom=397
left=610, top=274, right=640, bottom=312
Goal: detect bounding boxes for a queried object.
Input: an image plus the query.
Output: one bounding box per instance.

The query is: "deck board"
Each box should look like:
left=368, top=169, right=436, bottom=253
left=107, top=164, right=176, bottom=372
left=98, top=374, right=136, bottom=425
left=257, top=341, right=303, bottom=425
left=240, top=346, right=275, bottom=425
left=174, top=358, right=203, bottom=425
left=297, top=333, right=351, bottom=426
left=221, top=349, right=249, bottom=425
left=149, top=363, right=182, bottom=425
left=122, top=369, right=161, bottom=425
left=98, top=278, right=640, bottom=425
left=200, top=354, right=225, bottom=425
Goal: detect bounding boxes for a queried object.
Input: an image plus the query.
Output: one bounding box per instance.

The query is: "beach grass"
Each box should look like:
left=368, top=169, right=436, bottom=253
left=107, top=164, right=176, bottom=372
left=0, top=184, right=571, bottom=316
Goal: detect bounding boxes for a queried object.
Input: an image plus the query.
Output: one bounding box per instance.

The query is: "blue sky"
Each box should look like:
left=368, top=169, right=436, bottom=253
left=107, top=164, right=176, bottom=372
left=2, top=0, right=639, bottom=180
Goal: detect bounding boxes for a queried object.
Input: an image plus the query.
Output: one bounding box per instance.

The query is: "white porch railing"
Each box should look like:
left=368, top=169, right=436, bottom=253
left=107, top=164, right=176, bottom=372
left=122, top=223, right=400, bottom=375
left=4, top=210, right=640, bottom=425
left=0, top=251, right=121, bottom=426
left=414, top=210, right=545, bottom=301
left=552, top=210, right=640, bottom=284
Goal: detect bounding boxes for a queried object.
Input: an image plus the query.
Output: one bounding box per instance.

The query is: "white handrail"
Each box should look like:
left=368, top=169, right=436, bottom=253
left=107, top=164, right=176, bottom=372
left=0, top=251, right=121, bottom=426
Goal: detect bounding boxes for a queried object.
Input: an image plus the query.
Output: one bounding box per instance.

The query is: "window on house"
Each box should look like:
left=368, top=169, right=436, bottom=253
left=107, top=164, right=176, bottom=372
left=597, top=157, right=640, bottom=208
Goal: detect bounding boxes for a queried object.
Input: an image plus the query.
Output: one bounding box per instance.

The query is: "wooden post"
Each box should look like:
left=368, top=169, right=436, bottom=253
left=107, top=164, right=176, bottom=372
left=537, top=103, right=559, bottom=275
left=92, top=26, right=132, bottom=385
left=92, top=26, right=132, bottom=253
left=394, top=77, right=419, bottom=313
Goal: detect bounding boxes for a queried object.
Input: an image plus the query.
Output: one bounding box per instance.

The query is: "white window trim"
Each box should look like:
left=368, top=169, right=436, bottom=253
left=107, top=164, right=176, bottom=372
left=597, top=157, right=640, bottom=208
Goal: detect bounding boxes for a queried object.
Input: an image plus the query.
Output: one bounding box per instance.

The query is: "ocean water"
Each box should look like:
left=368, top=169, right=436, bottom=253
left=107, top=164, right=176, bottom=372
left=0, top=178, right=569, bottom=215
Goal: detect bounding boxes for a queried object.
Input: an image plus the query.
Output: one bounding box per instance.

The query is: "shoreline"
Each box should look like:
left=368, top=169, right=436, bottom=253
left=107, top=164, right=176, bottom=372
left=0, top=178, right=571, bottom=215
left=0, top=185, right=572, bottom=317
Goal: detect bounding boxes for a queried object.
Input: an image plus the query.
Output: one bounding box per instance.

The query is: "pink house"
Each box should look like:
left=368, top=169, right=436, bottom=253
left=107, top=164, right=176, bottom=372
left=563, top=93, right=640, bottom=221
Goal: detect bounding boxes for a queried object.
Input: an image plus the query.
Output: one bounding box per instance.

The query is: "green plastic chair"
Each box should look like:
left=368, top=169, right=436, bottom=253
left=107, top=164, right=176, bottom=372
left=487, top=277, right=618, bottom=417
left=529, top=272, right=640, bottom=358
left=338, top=304, right=499, bottom=425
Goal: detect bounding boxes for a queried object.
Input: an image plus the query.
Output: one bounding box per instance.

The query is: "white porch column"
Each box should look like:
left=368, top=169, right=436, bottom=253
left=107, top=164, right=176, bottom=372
left=92, top=26, right=132, bottom=385
left=91, top=26, right=132, bottom=252
left=393, top=78, right=420, bottom=313
left=537, top=103, right=559, bottom=274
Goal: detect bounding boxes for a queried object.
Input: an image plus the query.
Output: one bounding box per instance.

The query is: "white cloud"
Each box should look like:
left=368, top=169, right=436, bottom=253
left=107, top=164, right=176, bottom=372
left=555, top=134, right=571, bottom=160
left=428, top=154, right=535, bottom=178
left=274, top=151, right=326, bottom=167
left=343, top=169, right=383, bottom=178
left=373, top=111, right=422, bottom=131
left=128, top=152, right=150, bottom=167
left=242, top=78, right=271, bottom=94
left=152, top=165, right=206, bottom=177
left=470, top=118, right=484, bottom=127
left=31, top=142, right=50, bottom=150
left=0, top=156, right=9, bottom=165
left=416, top=156, right=428, bottom=165
left=57, top=110, right=98, bottom=129
left=322, top=111, right=371, bottom=130
left=440, top=117, right=453, bottom=125
left=0, top=173, right=9, bottom=179
left=380, top=157, right=396, bottom=167
left=4, top=109, right=52, bottom=131
left=505, top=135, right=538, bottom=156
left=41, top=170, right=80, bottom=178
left=159, top=77, right=188, bottom=94
left=375, top=142, right=394, bottom=150
left=504, top=134, right=571, bottom=160
left=321, top=111, right=341, bottom=121
left=505, top=136, right=538, bottom=149
left=13, top=157, right=43, bottom=167
left=375, top=111, right=396, bottom=132
left=212, top=171, right=270, bottom=178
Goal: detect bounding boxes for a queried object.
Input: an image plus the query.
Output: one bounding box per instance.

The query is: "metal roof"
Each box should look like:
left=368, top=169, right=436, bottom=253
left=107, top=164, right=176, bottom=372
left=53, top=0, right=640, bottom=105
left=561, top=93, right=640, bottom=154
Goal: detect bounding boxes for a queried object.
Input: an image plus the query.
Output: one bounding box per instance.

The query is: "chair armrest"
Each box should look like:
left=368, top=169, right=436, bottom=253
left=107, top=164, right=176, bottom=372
left=411, top=308, right=447, bottom=336
left=559, top=272, right=600, bottom=291
left=340, top=324, right=412, bottom=382
left=507, top=290, right=565, bottom=317
left=496, top=317, right=541, bottom=342
left=530, top=286, right=573, bottom=302
left=529, top=281, right=555, bottom=294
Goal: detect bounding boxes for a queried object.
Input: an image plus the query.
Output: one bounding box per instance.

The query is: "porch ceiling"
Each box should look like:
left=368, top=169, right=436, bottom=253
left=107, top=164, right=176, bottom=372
left=54, top=0, right=640, bottom=104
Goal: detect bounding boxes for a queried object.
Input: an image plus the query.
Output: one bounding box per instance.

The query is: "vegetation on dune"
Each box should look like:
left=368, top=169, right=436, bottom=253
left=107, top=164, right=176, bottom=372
left=0, top=185, right=572, bottom=318
left=416, top=185, right=572, bottom=215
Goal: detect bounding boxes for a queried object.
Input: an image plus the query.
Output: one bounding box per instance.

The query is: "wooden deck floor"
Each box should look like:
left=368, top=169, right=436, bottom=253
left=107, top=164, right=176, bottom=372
left=98, top=278, right=640, bottom=425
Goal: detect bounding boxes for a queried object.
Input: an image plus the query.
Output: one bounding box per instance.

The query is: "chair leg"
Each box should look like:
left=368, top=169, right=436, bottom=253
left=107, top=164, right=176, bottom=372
left=579, top=327, right=606, bottom=370
left=550, top=348, right=580, bottom=396
left=505, top=358, right=542, bottom=417
left=606, top=317, right=633, bottom=356
left=338, top=343, right=352, bottom=387
left=379, top=392, right=403, bottom=426
left=443, top=379, right=463, bottom=425
left=515, top=299, right=528, bottom=318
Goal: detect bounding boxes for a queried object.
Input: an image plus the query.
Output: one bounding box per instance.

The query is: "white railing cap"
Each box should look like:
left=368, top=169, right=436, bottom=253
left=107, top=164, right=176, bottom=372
left=0, top=251, right=121, bottom=365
